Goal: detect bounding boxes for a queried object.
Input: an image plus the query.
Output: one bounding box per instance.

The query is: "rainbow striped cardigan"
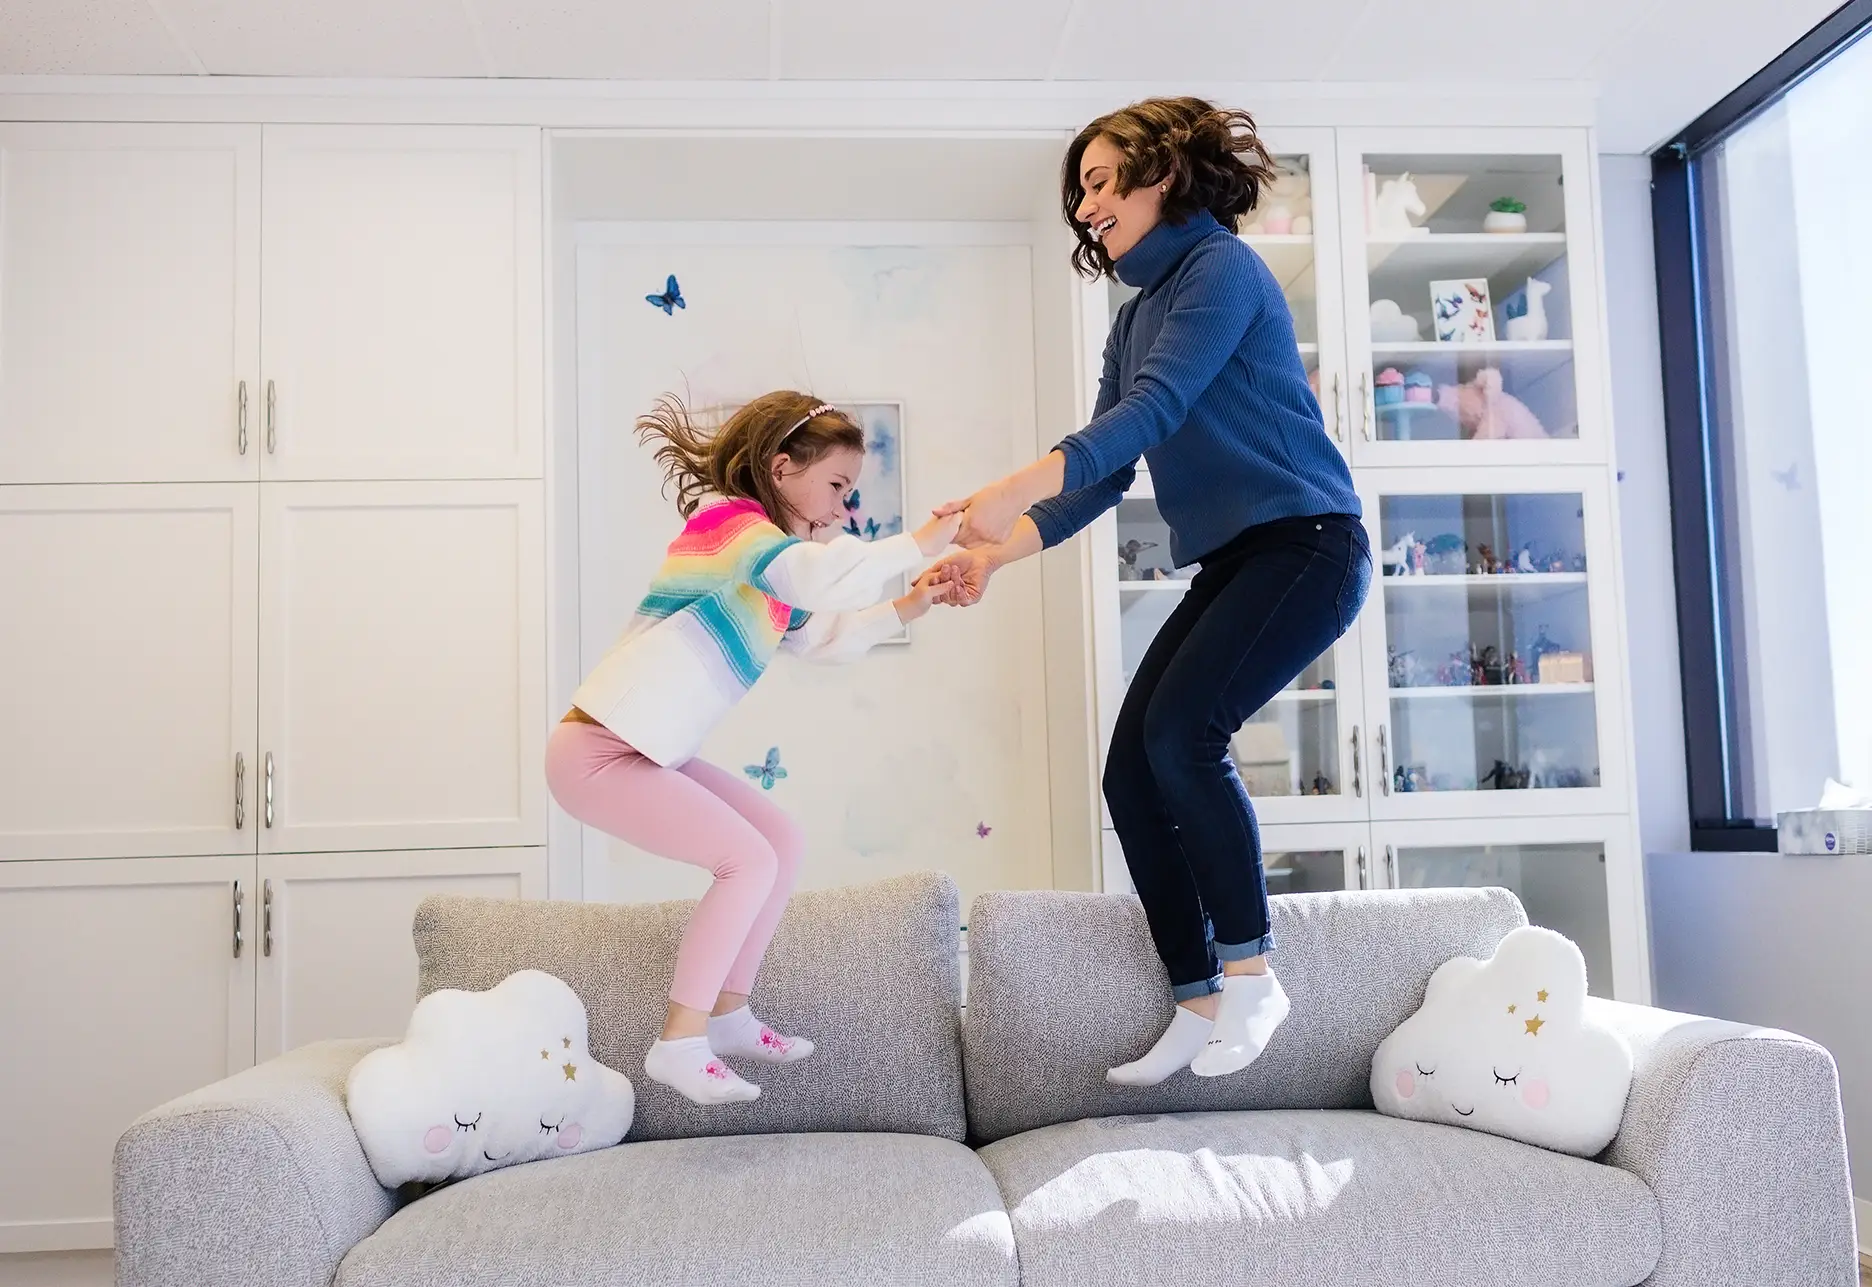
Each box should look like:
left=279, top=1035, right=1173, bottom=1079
left=572, top=497, right=924, bottom=766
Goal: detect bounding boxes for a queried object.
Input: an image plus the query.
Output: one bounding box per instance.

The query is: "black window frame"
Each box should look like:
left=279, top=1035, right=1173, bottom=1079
left=1650, top=0, right=1872, bottom=851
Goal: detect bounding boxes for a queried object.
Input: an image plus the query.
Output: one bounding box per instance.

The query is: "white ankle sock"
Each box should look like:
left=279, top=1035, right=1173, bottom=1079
left=1190, top=971, right=1290, bottom=1078
left=1106, top=1005, right=1215, bottom=1087
left=706, top=1007, right=814, bottom=1064
left=644, top=1036, right=760, bottom=1105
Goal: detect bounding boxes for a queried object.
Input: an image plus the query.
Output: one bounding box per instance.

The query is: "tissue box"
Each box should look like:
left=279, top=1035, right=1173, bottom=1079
left=1537, top=651, right=1591, bottom=684
left=1776, top=809, right=1872, bottom=855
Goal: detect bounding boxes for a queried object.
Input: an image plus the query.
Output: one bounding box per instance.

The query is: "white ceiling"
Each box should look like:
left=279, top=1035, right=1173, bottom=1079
left=0, top=0, right=1842, bottom=150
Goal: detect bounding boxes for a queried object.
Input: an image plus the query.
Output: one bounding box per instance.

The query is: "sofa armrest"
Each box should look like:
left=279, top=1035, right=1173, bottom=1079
left=115, top=1039, right=397, bottom=1287
left=1586, top=999, right=1857, bottom=1287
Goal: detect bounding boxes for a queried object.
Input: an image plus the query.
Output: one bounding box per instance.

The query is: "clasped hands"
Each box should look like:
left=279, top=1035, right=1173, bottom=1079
left=893, top=467, right=1045, bottom=623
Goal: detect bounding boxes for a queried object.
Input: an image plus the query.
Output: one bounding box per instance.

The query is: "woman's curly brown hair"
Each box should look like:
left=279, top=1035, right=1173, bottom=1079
left=1061, top=96, right=1279, bottom=280
left=637, top=390, right=863, bottom=528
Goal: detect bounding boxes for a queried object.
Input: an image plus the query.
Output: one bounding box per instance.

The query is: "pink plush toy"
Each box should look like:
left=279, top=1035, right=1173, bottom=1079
left=1435, top=367, right=1547, bottom=440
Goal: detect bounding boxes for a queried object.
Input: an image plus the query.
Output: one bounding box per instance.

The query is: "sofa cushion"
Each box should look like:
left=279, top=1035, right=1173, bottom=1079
left=962, top=887, right=1526, bottom=1140
left=413, top=872, right=965, bottom=1143
left=978, top=1109, right=1660, bottom=1287
left=337, top=1132, right=1018, bottom=1287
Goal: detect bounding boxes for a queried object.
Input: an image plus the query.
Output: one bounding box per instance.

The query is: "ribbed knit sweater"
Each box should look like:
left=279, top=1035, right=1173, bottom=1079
left=1029, top=209, right=1360, bottom=567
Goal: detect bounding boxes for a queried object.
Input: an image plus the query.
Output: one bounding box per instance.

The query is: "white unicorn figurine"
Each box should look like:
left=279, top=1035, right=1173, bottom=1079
left=1504, top=278, right=1552, bottom=342
left=1370, top=173, right=1428, bottom=237
left=1381, top=531, right=1417, bottom=576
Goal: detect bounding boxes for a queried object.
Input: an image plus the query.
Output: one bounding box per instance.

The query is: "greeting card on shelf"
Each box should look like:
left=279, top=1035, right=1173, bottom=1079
left=1431, top=279, right=1495, bottom=343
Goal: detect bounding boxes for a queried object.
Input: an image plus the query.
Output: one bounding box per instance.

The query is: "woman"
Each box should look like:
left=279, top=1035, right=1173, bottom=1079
left=936, top=97, right=1370, bottom=1087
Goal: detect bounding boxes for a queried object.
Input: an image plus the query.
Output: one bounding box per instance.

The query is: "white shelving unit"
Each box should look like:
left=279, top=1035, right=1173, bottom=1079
left=1088, top=127, right=1645, bottom=1005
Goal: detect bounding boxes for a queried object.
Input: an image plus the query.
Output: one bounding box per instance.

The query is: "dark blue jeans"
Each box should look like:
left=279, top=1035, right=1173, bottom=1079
left=1104, top=513, right=1371, bottom=1000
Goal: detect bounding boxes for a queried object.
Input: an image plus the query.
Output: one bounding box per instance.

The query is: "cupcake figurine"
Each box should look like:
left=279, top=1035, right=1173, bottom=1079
left=1404, top=370, right=1435, bottom=403
left=1374, top=367, right=1405, bottom=406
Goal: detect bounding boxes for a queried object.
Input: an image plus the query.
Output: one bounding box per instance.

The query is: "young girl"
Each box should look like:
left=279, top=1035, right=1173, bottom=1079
left=548, top=390, right=959, bottom=1106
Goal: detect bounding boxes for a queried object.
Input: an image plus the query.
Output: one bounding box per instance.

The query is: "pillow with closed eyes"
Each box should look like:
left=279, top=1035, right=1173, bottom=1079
left=345, top=969, right=635, bottom=1188
left=1370, top=926, right=1632, bottom=1157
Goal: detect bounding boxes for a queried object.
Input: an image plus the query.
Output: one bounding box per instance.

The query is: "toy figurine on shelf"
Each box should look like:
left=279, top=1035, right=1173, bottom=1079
left=1572, top=554, right=1588, bottom=572
left=1436, top=649, right=1474, bottom=686
left=1310, top=771, right=1333, bottom=796
left=1117, top=538, right=1157, bottom=581
left=1425, top=532, right=1466, bottom=575
left=1482, top=760, right=1531, bottom=790
left=1504, top=651, right=1531, bottom=685
left=1476, top=543, right=1498, bottom=575
left=1528, top=623, right=1565, bottom=667
left=1516, top=544, right=1538, bottom=574
left=1472, top=644, right=1504, bottom=686
left=1381, top=530, right=1420, bottom=577
left=1387, top=645, right=1418, bottom=689
left=1548, top=552, right=1567, bottom=572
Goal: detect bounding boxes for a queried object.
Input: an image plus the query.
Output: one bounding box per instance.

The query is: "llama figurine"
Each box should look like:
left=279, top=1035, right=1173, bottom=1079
left=1504, top=278, right=1552, bottom=342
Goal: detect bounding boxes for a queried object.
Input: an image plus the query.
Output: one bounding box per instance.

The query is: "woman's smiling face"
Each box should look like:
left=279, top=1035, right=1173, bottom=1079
left=1075, top=134, right=1166, bottom=262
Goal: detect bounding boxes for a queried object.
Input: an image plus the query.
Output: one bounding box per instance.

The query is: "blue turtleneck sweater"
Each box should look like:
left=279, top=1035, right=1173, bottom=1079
left=1028, top=209, right=1359, bottom=568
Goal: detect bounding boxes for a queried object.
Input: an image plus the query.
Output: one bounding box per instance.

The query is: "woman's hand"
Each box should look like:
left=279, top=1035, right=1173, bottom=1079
left=912, top=511, right=963, bottom=557
left=935, top=451, right=1068, bottom=548
left=927, top=547, right=999, bottom=607
left=894, top=568, right=954, bottom=623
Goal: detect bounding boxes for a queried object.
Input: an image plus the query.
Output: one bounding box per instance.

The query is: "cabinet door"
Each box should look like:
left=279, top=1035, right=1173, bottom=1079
left=258, top=481, right=546, bottom=853
left=255, top=847, right=545, bottom=1061
left=1356, top=466, right=1631, bottom=821
left=0, top=486, right=258, bottom=861
left=1099, top=823, right=1372, bottom=900
left=259, top=126, right=543, bottom=480
left=1372, top=816, right=1646, bottom=1003
left=0, top=856, right=255, bottom=1253
left=1335, top=128, right=1606, bottom=468
left=0, top=124, right=261, bottom=484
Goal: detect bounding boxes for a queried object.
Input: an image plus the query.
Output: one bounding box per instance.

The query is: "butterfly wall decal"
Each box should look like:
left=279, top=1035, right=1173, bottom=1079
left=744, top=747, right=787, bottom=791
left=976, top=822, right=992, bottom=839
left=645, top=274, right=685, bottom=315
left=1771, top=462, right=1800, bottom=491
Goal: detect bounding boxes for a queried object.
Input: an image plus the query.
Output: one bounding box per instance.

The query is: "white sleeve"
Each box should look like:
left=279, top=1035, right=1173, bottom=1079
left=749, top=531, right=924, bottom=613
left=778, top=603, right=905, bottom=663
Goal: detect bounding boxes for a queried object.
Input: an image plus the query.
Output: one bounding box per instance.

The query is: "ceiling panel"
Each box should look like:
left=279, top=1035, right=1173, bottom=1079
left=471, top=0, right=769, bottom=79
left=0, top=0, right=199, bottom=74
left=781, top=0, right=1075, bottom=79
left=1050, top=0, right=1375, bottom=81
left=157, top=0, right=486, bottom=76
left=1324, top=0, right=1644, bottom=81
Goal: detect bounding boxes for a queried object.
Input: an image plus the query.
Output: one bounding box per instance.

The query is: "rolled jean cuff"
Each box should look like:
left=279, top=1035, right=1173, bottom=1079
left=1171, top=974, right=1225, bottom=1002
left=1216, top=932, right=1274, bottom=962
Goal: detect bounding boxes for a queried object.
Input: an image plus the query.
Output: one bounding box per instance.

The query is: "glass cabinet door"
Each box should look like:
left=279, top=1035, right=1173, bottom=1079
left=1358, top=468, right=1627, bottom=818
left=1338, top=130, right=1603, bottom=465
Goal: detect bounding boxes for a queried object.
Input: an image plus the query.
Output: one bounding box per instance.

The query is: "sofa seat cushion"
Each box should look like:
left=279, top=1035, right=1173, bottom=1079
left=337, top=1131, right=1017, bottom=1287
left=978, top=1109, right=1660, bottom=1287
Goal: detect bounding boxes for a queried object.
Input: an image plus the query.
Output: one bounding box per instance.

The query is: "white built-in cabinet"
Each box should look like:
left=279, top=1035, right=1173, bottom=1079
left=1090, top=127, right=1647, bottom=1002
left=0, top=122, right=548, bottom=1254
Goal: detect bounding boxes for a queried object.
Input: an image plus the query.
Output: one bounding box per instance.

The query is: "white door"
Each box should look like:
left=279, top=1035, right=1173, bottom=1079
left=0, top=486, right=258, bottom=861
left=1371, top=815, right=1646, bottom=1004
left=255, top=847, right=545, bottom=1061
left=0, top=855, right=256, bottom=1253
left=1355, top=465, right=1631, bottom=821
left=259, top=126, right=543, bottom=481
left=258, top=481, right=546, bottom=854
left=0, top=124, right=261, bottom=484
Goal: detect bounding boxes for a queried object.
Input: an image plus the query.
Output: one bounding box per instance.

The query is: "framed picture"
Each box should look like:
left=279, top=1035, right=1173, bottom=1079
left=1430, top=278, right=1495, bottom=343
left=836, top=400, right=910, bottom=645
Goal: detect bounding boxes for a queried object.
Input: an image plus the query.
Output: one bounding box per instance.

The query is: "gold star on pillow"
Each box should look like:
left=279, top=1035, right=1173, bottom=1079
left=562, top=1062, right=578, bottom=1082
left=540, top=1050, right=549, bottom=1060
left=563, top=1037, right=572, bottom=1049
left=1507, top=1004, right=1517, bottom=1014
left=1537, top=989, right=1549, bottom=1002
left=1524, top=1015, right=1545, bottom=1036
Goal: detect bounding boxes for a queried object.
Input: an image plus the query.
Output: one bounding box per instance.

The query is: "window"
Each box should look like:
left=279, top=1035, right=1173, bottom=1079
left=1652, top=0, right=1872, bottom=847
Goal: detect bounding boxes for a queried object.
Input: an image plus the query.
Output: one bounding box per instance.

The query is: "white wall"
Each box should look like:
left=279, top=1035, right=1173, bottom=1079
left=1596, top=154, right=1690, bottom=855
left=572, top=228, right=1058, bottom=915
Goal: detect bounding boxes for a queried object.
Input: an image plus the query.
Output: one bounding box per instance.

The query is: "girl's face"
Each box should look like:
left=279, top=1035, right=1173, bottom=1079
left=1076, top=134, right=1165, bottom=263
left=772, top=446, right=863, bottom=538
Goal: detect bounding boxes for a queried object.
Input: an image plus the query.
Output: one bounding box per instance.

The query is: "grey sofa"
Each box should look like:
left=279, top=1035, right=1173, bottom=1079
left=115, top=873, right=1860, bottom=1287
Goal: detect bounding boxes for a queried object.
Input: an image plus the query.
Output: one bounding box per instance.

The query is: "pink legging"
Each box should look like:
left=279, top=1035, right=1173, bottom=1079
left=545, top=720, right=804, bottom=1012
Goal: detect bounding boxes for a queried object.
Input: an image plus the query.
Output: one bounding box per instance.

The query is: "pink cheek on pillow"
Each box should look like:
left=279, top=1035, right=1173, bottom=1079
left=423, top=1126, right=452, bottom=1154
left=557, top=1123, right=583, bottom=1150
left=1522, top=1078, right=1550, bottom=1110
left=1395, top=1069, right=1416, bottom=1099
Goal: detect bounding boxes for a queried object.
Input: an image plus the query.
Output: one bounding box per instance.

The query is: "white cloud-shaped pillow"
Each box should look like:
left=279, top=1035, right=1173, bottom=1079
left=1370, top=926, right=1632, bottom=1157
left=345, top=969, right=634, bottom=1188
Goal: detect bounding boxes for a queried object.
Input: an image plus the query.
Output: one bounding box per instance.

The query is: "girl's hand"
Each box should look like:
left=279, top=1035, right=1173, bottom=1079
left=894, top=568, right=953, bottom=623
left=928, top=547, right=998, bottom=607
left=912, top=510, right=963, bottom=557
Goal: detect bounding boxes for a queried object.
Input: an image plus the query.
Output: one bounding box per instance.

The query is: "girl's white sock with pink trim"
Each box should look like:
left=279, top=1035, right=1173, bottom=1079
left=707, top=1007, right=815, bottom=1064
left=644, top=1036, right=760, bottom=1105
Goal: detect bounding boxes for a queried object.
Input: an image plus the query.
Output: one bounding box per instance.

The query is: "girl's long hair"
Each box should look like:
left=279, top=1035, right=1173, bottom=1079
left=637, top=390, right=864, bottom=527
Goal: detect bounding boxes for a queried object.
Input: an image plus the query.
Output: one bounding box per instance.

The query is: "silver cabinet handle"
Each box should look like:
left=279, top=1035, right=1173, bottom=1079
left=234, top=752, right=246, bottom=830
left=1329, top=372, right=1344, bottom=443
left=262, top=879, right=274, bottom=957
left=265, top=379, right=277, bottom=454
left=1359, top=371, right=1373, bottom=441
left=237, top=380, right=249, bottom=456
left=1377, top=725, right=1391, bottom=795
left=232, top=880, right=244, bottom=958
left=264, top=752, right=275, bottom=828
left=1386, top=844, right=1399, bottom=888
left=1355, top=846, right=1369, bottom=891
left=1349, top=725, right=1363, bottom=798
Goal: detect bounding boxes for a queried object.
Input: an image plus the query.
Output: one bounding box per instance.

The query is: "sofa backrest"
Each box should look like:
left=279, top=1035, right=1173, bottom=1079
left=961, top=886, right=1527, bottom=1141
left=412, top=871, right=967, bottom=1143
